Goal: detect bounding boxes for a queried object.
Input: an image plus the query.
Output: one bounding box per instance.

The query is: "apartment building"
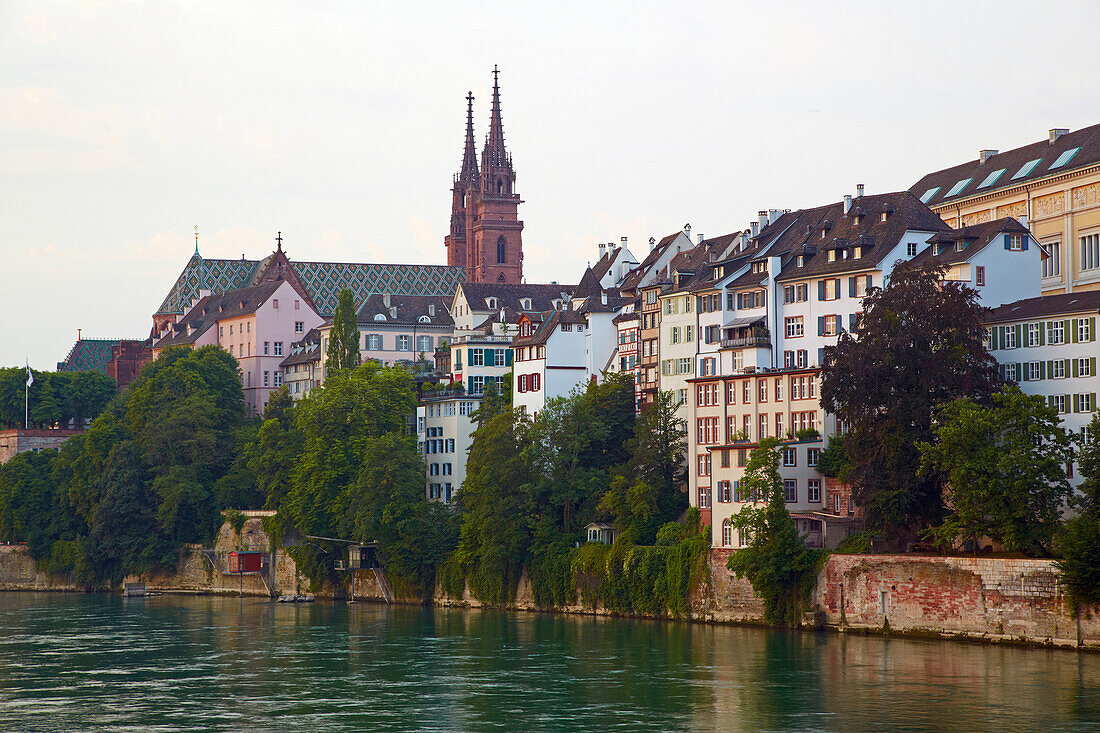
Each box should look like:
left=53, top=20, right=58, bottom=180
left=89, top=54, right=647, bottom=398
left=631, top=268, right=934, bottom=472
left=986, top=290, right=1100, bottom=483
left=512, top=310, right=588, bottom=416
left=419, top=392, right=482, bottom=503
left=912, top=123, right=1100, bottom=295
left=280, top=328, right=321, bottom=400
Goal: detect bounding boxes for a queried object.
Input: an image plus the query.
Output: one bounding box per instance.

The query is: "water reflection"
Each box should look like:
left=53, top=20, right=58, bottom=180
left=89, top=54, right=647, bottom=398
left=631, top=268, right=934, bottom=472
left=0, top=593, right=1097, bottom=732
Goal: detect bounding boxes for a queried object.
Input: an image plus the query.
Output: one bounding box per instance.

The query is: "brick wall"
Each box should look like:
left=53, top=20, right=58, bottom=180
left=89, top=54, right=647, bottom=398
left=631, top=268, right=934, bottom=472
left=0, top=429, right=84, bottom=465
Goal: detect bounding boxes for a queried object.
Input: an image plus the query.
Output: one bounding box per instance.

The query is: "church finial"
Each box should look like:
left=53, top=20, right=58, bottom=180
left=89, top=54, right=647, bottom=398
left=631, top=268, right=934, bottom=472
left=276, top=231, right=283, bottom=252
left=194, top=225, right=199, bottom=256
left=459, top=91, right=478, bottom=182
left=484, top=65, right=506, bottom=166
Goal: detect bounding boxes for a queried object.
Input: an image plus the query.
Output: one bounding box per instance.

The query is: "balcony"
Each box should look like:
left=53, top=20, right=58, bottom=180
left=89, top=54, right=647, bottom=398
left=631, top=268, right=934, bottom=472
left=720, top=334, right=771, bottom=349
left=452, top=334, right=514, bottom=344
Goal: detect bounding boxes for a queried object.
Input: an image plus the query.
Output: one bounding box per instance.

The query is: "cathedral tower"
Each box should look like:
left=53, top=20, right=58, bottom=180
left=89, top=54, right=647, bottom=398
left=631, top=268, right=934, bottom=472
left=445, top=67, right=524, bottom=284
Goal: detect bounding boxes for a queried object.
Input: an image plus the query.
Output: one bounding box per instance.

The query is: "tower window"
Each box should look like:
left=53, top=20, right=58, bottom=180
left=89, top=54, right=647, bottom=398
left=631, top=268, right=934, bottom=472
left=497, top=237, right=506, bottom=264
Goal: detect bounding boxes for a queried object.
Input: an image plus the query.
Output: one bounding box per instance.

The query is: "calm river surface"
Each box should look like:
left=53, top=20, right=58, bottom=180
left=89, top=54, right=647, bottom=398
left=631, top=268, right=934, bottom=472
left=1, top=592, right=1099, bottom=732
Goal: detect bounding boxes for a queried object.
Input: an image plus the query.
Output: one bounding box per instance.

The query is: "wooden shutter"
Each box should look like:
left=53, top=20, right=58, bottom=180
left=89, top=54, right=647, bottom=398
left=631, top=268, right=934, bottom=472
left=848, top=277, right=856, bottom=297
left=1074, top=394, right=1081, bottom=413
left=1038, top=322, right=1046, bottom=346
left=1040, top=360, right=1047, bottom=380
left=1015, top=324, right=1023, bottom=347
left=505, top=350, right=513, bottom=366
left=1092, top=357, right=1097, bottom=377
left=818, top=317, right=825, bottom=336
left=1073, top=359, right=1080, bottom=378
left=1072, top=319, right=1080, bottom=344
left=818, top=281, right=825, bottom=301
left=1004, top=234, right=1012, bottom=250
left=834, top=279, right=841, bottom=298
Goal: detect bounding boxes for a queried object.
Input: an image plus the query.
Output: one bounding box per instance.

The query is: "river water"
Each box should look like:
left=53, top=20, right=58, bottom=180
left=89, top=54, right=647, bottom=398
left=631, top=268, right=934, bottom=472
left=1, top=592, right=1098, bottom=732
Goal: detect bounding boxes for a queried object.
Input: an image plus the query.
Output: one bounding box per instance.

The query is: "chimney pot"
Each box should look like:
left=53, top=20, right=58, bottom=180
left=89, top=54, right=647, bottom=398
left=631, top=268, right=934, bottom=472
left=621, top=236, right=628, bottom=249
left=649, top=236, right=656, bottom=251
left=750, top=221, right=759, bottom=237
left=979, top=149, right=998, bottom=164
left=856, top=183, right=865, bottom=197
left=697, top=233, right=704, bottom=244
left=684, top=223, right=692, bottom=239
left=1049, top=128, right=1069, bottom=145
left=599, top=243, right=606, bottom=257
left=758, top=210, right=768, bottom=229
left=843, top=195, right=853, bottom=215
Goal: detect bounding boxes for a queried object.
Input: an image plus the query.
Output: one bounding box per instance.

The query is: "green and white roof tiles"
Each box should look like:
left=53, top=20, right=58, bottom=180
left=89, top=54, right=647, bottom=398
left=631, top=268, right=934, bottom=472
left=157, top=253, right=465, bottom=317
left=58, top=339, right=120, bottom=373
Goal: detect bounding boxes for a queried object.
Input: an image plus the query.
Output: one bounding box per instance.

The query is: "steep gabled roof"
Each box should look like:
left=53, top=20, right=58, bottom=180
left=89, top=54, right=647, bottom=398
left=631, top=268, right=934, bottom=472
left=912, top=217, right=1034, bottom=267
left=911, top=123, right=1100, bottom=208
left=619, top=233, right=682, bottom=292
left=280, top=329, right=322, bottom=367
left=355, top=294, right=454, bottom=328
left=512, top=309, right=586, bottom=347
left=774, top=191, right=950, bottom=282
left=154, top=282, right=283, bottom=348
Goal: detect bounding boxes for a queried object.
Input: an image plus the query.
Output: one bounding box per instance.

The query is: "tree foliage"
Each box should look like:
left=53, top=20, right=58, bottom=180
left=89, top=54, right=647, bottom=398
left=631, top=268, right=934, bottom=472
left=821, top=261, right=1001, bottom=545
left=919, top=386, right=1074, bottom=555
left=726, top=439, right=825, bottom=626
left=326, top=288, right=361, bottom=372
left=1058, top=413, right=1100, bottom=611
left=0, top=367, right=116, bottom=429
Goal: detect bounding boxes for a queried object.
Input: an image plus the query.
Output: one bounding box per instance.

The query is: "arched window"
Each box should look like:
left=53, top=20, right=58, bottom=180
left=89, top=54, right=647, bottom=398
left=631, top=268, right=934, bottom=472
left=497, top=178, right=504, bottom=195
left=722, top=519, right=734, bottom=547
left=497, top=272, right=507, bottom=282
left=496, top=237, right=506, bottom=264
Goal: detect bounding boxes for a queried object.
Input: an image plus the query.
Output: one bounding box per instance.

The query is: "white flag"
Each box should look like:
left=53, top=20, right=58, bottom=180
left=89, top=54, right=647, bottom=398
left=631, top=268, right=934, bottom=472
left=25, top=363, right=33, bottom=388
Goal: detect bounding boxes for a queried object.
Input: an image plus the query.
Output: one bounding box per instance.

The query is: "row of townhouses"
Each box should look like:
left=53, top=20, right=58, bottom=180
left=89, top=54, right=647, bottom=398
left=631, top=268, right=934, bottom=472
left=127, top=124, right=1100, bottom=546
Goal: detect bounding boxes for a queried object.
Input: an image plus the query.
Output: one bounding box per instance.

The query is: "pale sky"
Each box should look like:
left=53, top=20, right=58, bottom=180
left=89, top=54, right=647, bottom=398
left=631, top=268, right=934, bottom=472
left=4, top=0, right=1099, bottom=369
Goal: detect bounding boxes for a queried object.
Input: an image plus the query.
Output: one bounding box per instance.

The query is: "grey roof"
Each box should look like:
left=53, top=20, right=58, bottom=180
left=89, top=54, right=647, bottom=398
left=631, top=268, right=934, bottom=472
left=154, top=282, right=283, bottom=348
left=355, top=294, right=454, bottom=328
left=986, top=290, right=1100, bottom=324
left=911, top=123, right=1100, bottom=208
left=912, top=218, right=1032, bottom=267
left=459, top=282, right=575, bottom=313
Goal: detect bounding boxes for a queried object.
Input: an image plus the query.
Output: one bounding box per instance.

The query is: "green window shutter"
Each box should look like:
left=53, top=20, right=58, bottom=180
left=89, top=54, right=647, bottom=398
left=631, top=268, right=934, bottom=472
left=1040, top=360, right=1047, bottom=380
left=1004, top=235, right=1012, bottom=250
left=1092, top=393, right=1098, bottom=413
left=485, top=349, right=495, bottom=367
left=1090, top=317, right=1096, bottom=342
left=1066, top=358, right=1072, bottom=376
left=1048, top=395, right=1055, bottom=408
left=1022, top=364, right=1030, bottom=382
left=1073, top=359, right=1080, bottom=378
left=1074, top=394, right=1081, bottom=413
left=848, top=277, right=856, bottom=297
left=505, top=350, right=513, bottom=367
left=1064, top=320, right=1071, bottom=342
left=818, top=281, right=825, bottom=300
left=1015, top=323, right=1023, bottom=347
left=1047, top=360, right=1054, bottom=377
left=1072, top=319, right=1080, bottom=343
left=1038, top=322, right=1045, bottom=346
left=1091, top=357, right=1097, bottom=376
left=834, top=278, right=841, bottom=297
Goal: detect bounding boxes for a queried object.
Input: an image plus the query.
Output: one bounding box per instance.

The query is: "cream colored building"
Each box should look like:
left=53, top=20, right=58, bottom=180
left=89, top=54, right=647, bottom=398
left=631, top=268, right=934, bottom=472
left=912, top=124, right=1100, bottom=295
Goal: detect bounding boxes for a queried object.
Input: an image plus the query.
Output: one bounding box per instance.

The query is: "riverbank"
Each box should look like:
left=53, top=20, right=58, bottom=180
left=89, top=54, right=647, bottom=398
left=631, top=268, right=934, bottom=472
left=4, top=517, right=1099, bottom=650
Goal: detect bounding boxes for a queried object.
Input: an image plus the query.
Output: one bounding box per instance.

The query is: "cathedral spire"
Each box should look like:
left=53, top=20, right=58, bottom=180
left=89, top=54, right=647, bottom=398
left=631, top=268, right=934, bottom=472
left=459, top=91, right=478, bottom=182
left=483, top=65, right=507, bottom=168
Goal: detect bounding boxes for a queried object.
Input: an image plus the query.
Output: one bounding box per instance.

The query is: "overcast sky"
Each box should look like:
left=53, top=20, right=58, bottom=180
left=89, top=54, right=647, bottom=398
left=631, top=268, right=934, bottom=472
left=3, top=0, right=1099, bottom=368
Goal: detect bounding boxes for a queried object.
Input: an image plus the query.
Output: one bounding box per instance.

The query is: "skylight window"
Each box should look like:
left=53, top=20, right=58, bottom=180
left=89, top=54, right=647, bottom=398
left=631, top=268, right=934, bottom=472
left=1011, top=158, right=1041, bottom=180
left=1050, top=147, right=1081, bottom=170
left=977, top=168, right=1005, bottom=189
left=919, top=187, right=940, bottom=204
left=945, top=178, right=973, bottom=198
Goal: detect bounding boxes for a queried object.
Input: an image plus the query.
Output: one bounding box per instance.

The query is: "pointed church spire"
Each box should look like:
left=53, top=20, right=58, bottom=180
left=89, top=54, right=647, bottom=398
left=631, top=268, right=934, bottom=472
left=483, top=65, right=507, bottom=168
left=460, top=91, right=478, bottom=182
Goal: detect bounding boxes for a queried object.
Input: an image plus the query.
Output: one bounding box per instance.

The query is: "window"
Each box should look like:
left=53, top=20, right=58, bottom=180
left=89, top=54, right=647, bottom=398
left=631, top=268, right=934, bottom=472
left=808, top=479, right=821, bottom=503
left=1079, top=319, right=1094, bottom=343
left=807, top=448, right=820, bottom=467
left=759, top=413, right=768, bottom=439
left=1079, top=358, right=1095, bottom=378
left=783, top=447, right=797, bottom=467
left=497, top=237, right=506, bottom=264
left=738, top=449, right=747, bottom=467
left=294, top=299, right=300, bottom=310
left=797, top=350, right=807, bottom=368
left=784, top=479, right=797, bottom=503
left=727, top=382, right=737, bottom=405
left=785, top=316, right=804, bottom=338
left=1026, top=323, right=1041, bottom=347
left=975, top=266, right=985, bottom=287
left=1051, top=394, right=1068, bottom=414
left=273, top=299, right=279, bottom=310
left=1003, top=327, right=1018, bottom=349
left=1043, top=242, right=1061, bottom=278
left=446, top=439, right=455, bottom=453
left=273, top=372, right=282, bottom=388
left=1051, top=360, right=1066, bottom=379
left=775, top=378, right=783, bottom=401
left=273, top=342, right=283, bottom=356
left=784, top=350, right=795, bottom=368
left=1003, top=362, right=1020, bottom=382
left=717, top=481, right=732, bottom=502
left=1007, top=234, right=1024, bottom=251
left=263, top=341, right=269, bottom=355
left=396, top=335, right=410, bottom=351
left=1012, top=158, right=1042, bottom=180
left=821, top=315, right=840, bottom=337
left=697, top=453, right=711, bottom=476
left=1083, top=234, right=1100, bottom=272
left=470, top=375, right=485, bottom=394
left=720, top=450, right=730, bottom=468
left=697, top=487, right=711, bottom=509
left=1050, top=147, right=1081, bottom=170
left=722, top=520, right=734, bottom=547
left=229, top=325, right=234, bottom=335
left=417, top=336, right=433, bottom=353
left=919, top=187, right=940, bottom=204
left=945, top=177, right=972, bottom=198
left=295, top=321, right=304, bottom=333
left=758, top=380, right=768, bottom=403
left=367, top=334, right=382, bottom=350
left=470, top=349, right=484, bottom=366
left=820, top=278, right=840, bottom=301
left=743, top=381, right=751, bottom=403
left=1027, top=361, right=1043, bottom=381
left=1048, top=321, right=1065, bottom=345
left=1074, top=394, right=1096, bottom=413
left=263, top=371, right=269, bottom=387
left=776, top=412, right=784, bottom=440
left=907, top=242, right=918, bottom=257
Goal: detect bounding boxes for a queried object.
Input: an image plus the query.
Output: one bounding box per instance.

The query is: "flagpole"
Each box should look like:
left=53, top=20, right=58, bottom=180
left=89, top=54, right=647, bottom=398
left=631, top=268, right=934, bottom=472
left=24, top=360, right=31, bottom=430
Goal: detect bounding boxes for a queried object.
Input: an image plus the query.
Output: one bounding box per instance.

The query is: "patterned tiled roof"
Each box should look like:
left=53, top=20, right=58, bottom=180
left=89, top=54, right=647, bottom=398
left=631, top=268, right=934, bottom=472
left=58, top=339, right=120, bottom=373
left=157, top=253, right=465, bottom=317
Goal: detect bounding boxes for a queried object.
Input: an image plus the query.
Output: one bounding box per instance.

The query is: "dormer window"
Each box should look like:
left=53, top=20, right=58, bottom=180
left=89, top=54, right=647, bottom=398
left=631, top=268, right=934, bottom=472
left=827, top=250, right=836, bottom=263
left=820, top=229, right=826, bottom=239
left=955, top=240, right=966, bottom=253
left=796, top=256, right=804, bottom=267
left=374, top=314, right=387, bottom=321
left=853, top=215, right=861, bottom=226
left=853, top=247, right=861, bottom=259
left=751, top=261, right=766, bottom=274
left=841, top=249, right=849, bottom=260
left=880, top=212, right=888, bottom=222
left=520, top=298, right=532, bottom=310
left=486, top=297, right=497, bottom=309
left=418, top=315, right=431, bottom=323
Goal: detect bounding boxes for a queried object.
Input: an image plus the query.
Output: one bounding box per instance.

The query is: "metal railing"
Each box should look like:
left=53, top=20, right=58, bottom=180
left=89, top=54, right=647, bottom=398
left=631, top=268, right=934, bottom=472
left=720, top=334, right=771, bottom=349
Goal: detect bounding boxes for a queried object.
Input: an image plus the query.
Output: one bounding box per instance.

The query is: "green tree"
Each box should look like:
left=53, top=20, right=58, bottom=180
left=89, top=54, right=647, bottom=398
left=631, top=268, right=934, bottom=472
left=821, top=261, right=1001, bottom=547
left=1058, top=413, right=1100, bottom=611
left=919, top=386, right=1075, bottom=555
left=727, top=439, right=824, bottom=626
left=471, top=375, right=511, bottom=427
left=599, top=389, right=687, bottom=543
left=326, top=288, right=361, bottom=372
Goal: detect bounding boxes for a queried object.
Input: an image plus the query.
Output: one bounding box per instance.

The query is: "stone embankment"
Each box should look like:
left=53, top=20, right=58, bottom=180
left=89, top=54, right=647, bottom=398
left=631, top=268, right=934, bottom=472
left=4, top=518, right=1098, bottom=649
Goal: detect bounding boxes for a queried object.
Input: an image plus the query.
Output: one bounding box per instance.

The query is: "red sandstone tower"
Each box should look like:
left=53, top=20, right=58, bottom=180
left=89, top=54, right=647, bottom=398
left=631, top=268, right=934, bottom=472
left=445, top=67, right=524, bottom=284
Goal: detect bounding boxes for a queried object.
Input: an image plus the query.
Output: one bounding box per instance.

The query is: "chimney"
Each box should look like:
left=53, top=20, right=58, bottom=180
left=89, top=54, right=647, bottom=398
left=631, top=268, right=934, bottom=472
left=856, top=183, right=865, bottom=198
left=979, top=149, right=998, bottom=164
left=684, top=223, right=692, bottom=240
left=697, top=233, right=704, bottom=244
left=750, top=221, right=759, bottom=238
left=843, top=195, right=852, bottom=215
left=598, top=243, right=606, bottom=258
left=758, top=210, right=768, bottom=229
left=649, top=236, right=656, bottom=251
left=620, top=236, right=628, bottom=253
left=1050, top=128, right=1069, bottom=145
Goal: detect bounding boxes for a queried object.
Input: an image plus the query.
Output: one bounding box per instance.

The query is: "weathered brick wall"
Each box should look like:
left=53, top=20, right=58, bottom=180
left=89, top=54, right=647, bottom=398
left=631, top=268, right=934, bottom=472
left=817, top=554, right=1100, bottom=645
left=693, top=548, right=767, bottom=623
left=0, top=545, right=78, bottom=590
left=0, top=429, right=84, bottom=465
